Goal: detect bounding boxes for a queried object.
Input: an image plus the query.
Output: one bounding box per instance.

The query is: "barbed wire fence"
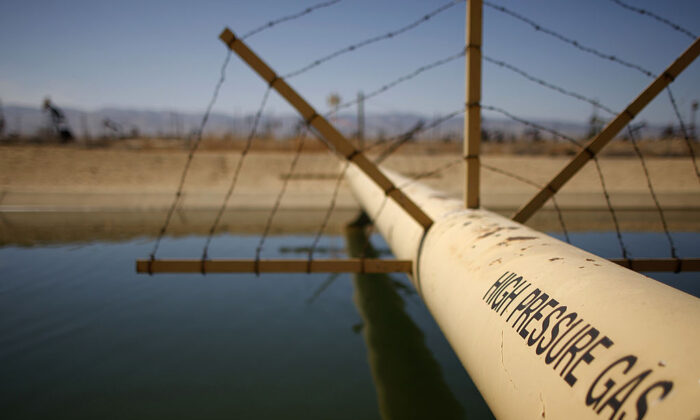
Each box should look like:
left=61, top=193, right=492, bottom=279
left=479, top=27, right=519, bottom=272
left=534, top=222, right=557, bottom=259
left=357, top=0, right=696, bottom=262
left=149, top=0, right=348, bottom=265
left=480, top=103, right=630, bottom=257
left=476, top=0, right=698, bottom=261
left=148, top=0, right=468, bottom=270
left=281, top=0, right=463, bottom=79
left=484, top=1, right=699, bottom=181
left=147, top=49, right=232, bottom=262
left=200, top=86, right=272, bottom=262
left=145, top=0, right=698, bottom=272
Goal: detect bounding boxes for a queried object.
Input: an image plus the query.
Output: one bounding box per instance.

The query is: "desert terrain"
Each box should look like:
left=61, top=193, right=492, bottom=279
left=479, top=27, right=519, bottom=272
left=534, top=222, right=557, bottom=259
left=0, top=142, right=698, bottom=244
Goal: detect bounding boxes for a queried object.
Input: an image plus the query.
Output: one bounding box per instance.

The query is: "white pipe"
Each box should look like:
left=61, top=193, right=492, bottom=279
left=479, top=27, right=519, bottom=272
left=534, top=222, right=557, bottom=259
left=345, top=164, right=700, bottom=420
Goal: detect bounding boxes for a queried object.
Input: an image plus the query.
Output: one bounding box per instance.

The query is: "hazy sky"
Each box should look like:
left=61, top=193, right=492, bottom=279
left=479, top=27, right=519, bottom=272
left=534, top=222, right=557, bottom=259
left=1, top=0, right=698, bottom=125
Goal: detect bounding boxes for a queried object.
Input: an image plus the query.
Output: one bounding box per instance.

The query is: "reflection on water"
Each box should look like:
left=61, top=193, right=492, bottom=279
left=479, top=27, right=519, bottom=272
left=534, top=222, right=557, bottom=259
left=0, top=229, right=493, bottom=419
left=0, top=215, right=697, bottom=419
left=0, top=209, right=358, bottom=246
left=346, top=223, right=490, bottom=419
left=1, top=208, right=697, bottom=247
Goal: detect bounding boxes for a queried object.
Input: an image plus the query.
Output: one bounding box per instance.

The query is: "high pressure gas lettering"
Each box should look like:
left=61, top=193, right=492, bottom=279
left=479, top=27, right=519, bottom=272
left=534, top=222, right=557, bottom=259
left=483, top=271, right=674, bottom=419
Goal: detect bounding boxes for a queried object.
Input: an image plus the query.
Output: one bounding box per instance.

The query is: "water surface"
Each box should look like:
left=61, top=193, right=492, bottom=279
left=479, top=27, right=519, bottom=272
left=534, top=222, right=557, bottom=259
left=0, top=228, right=697, bottom=419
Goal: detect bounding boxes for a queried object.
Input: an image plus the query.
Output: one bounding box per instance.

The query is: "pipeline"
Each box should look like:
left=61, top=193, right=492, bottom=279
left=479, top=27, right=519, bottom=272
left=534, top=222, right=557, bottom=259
left=345, top=164, right=700, bottom=420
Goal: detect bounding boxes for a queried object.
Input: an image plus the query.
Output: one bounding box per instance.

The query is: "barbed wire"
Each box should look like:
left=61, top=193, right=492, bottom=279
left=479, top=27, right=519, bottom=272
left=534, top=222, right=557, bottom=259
left=483, top=1, right=656, bottom=78
left=401, top=157, right=463, bottom=188
left=321, top=49, right=466, bottom=163
left=241, top=0, right=342, bottom=40
left=483, top=2, right=698, bottom=183
left=149, top=0, right=351, bottom=263
left=625, top=125, right=678, bottom=258
left=481, top=103, right=630, bottom=257
left=306, top=273, right=342, bottom=304
left=591, top=157, right=629, bottom=259
left=375, top=122, right=425, bottom=163
left=485, top=54, right=698, bottom=184
left=254, top=126, right=309, bottom=272
left=333, top=47, right=466, bottom=114
left=201, top=87, right=273, bottom=260
left=607, top=0, right=696, bottom=40
left=550, top=197, right=571, bottom=244
left=483, top=55, right=617, bottom=115
left=480, top=104, right=582, bottom=148
left=308, top=160, right=352, bottom=263
left=309, top=48, right=466, bottom=166
left=360, top=196, right=390, bottom=258
left=282, top=0, right=463, bottom=79
left=486, top=56, right=683, bottom=257
left=287, top=48, right=465, bottom=166
left=482, top=163, right=571, bottom=243
left=482, top=162, right=539, bottom=189
left=666, top=87, right=700, bottom=181
left=149, top=50, right=232, bottom=261
left=367, top=107, right=466, bottom=156
left=151, top=0, right=695, bottom=272
left=202, top=6, right=466, bottom=264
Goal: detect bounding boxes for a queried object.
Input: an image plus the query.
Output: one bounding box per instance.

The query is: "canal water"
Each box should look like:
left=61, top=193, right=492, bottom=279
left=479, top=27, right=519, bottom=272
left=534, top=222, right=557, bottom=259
left=0, top=227, right=697, bottom=419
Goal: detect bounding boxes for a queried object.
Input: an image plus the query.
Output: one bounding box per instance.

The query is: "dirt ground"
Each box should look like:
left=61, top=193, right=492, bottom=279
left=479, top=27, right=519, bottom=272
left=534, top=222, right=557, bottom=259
left=0, top=144, right=698, bottom=244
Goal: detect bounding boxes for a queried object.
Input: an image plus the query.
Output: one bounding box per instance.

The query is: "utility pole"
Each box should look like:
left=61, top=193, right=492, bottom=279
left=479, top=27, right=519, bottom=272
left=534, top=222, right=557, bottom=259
left=327, top=93, right=341, bottom=123
left=464, top=0, right=482, bottom=208
left=81, top=112, right=91, bottom=142
left=0, top=99, right=5, bottom=139
left=357, top=91, right=365, bottom=149
left=691, top=100, right=698, bottom=140
left=15, top=113, right=22, bottom=138
left=170, top=112, right=181, bottom=139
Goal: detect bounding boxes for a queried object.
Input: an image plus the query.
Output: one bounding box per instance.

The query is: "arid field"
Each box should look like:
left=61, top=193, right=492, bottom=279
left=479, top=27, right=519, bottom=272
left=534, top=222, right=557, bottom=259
left=0, top=143, right=698, bottom=244
left=1, top=143, right=698, bottom=208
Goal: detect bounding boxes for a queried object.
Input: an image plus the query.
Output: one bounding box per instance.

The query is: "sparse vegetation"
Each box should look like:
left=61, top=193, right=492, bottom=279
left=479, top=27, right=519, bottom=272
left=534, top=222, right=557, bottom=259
left=1, top=132, right=696, bottom=158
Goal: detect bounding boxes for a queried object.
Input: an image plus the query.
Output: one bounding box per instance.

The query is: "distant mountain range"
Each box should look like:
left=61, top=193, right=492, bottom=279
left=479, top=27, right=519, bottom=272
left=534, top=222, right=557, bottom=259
left=0, top=104, right=671, bottom=141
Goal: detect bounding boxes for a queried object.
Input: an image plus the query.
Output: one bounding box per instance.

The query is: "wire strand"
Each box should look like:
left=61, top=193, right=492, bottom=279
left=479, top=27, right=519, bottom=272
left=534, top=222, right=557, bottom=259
left=283, top=0, right=463, bottom=79
left=607, top=0, right=696, bottom=40
left=483, top=55, right=617, bottom=115
left=481, top=104, right=582, bottom=148
left=201, top=87, right=273, bottom=259
left=255, top=126, right=309, bottom=263
left=149, top=50, right=232, bottom=260
left=484, top=56, right=682, bottom=257
left=308, top=160, right=352, bottom=263
left=666, top=86, right=700, bottom=181
left=366, top=107, right=465, bottom=157
left=550, top=196, right=571, bottom=244
left=333, top=47, right=466, bottom=114
left=484, top=1, right=656, bottom=78
left=591, top=158, right=629, bottom=259
left=241, top=0, right=343, bottom=40
left=481, top=103, right=629, bottom=257
left=483, top=1, right=697, bottom=190
left=626, top=126, right=678, bottom=258
left=482, top=162, right=571, bottom=243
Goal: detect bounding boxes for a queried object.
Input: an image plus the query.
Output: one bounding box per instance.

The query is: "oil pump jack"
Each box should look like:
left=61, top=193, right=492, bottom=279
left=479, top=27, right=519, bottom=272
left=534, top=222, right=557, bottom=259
left=0, top=99, right=5, bottom=139
left=102, top=118, right=123, bottom=138
left=42, top=98, right=74, bottom=143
